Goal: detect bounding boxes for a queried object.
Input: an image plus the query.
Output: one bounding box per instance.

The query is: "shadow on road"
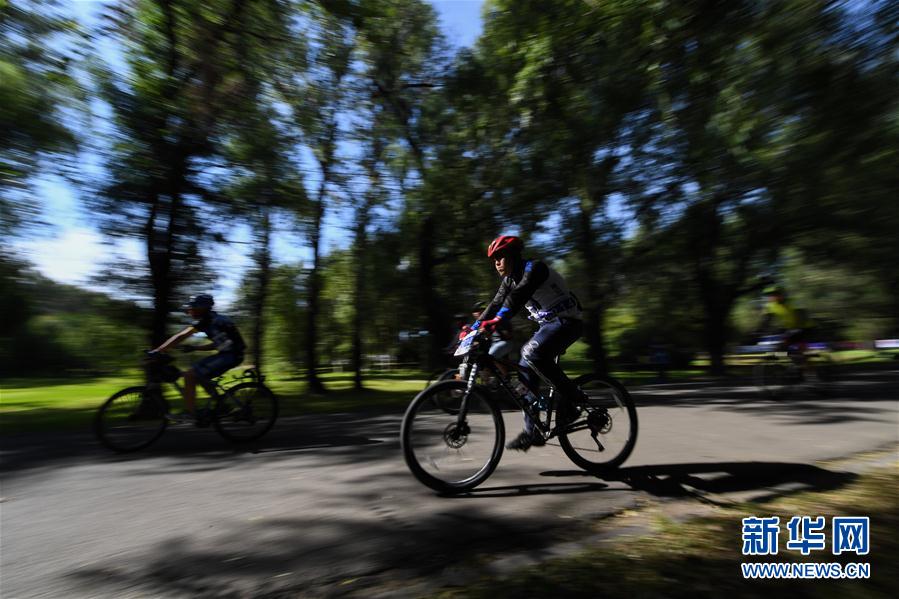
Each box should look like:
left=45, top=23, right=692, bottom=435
left=63, top=474, right=565, bottom=598
left=444, top=480, right=610, bottom=498
left=0, top=412, right=401, bottom=478
left=629, top=368, right=898, bottom=427
left=540, top=460, right=856, bottom=500
left=60, top=459, right=862, bottom=598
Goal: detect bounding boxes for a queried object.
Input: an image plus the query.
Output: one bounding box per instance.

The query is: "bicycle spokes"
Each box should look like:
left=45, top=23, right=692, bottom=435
left=403, top=383, right=503, bottom=490
left=213, top=383, right=278, bottom=442
left=95, top=386, right=168, bottom=453
left=559, top=375, right=638, bottom=472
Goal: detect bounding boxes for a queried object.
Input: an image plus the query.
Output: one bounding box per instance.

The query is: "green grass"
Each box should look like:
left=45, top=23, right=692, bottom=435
left=0, top=369, right=431, bottom=434
left=437, top=463, right=899, bottom=598
left=0, top=365, right=706, bottom=434
left=1, top=375, right=136, bottom=433
left=828, top=349, right=899, bottom=364
left=2, top=351, right=894, bottom=433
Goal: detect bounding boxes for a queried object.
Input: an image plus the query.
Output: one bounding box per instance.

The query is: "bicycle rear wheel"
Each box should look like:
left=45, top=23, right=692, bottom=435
left=94, top=386, right=168, bottom=453
left=401, top=380, right=504, bottom=494
left=213, top=382, right=279, bottom=442
left=558, top=374, right=638, bottom=473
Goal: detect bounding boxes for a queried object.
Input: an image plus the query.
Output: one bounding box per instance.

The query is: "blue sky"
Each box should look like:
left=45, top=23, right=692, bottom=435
left=16, top=0, right=484, bottom=307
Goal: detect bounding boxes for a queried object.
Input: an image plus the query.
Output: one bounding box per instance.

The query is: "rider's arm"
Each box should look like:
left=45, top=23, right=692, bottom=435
left=153, top=326, right=196, bottom=353
left=476, top=278, right=512, bottom=323
left=193, top=342, right=217, bottom=351
left=499, top=260, right=550, bottom=319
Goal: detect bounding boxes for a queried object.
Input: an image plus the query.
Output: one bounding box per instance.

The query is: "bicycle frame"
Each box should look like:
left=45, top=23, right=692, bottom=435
left=147, top=366, right=262, bottom=413
left=454, top=333, right=581, bottom=441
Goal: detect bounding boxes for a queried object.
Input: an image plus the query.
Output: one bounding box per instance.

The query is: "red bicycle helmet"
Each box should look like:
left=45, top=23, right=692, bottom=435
left=487, top=235, right=523, bottom=258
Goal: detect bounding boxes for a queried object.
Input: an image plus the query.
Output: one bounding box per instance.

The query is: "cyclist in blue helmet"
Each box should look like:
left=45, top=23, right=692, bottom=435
left=149, top=294, right=246, bottom=422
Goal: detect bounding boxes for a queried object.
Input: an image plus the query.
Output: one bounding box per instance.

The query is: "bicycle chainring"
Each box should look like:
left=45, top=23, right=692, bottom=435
left=587, top=408, right=612, bottom=435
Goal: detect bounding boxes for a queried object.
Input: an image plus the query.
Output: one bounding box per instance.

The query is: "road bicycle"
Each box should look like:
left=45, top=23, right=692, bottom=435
left=401, top=326, right=639, bottom=494
left=94, top=352, right=279, bottom=452
left=753, top=334, right=836, bottom=397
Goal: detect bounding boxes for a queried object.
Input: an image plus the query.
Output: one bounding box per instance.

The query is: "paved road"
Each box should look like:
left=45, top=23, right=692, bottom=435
left=2, top=369, right=897, bottom=598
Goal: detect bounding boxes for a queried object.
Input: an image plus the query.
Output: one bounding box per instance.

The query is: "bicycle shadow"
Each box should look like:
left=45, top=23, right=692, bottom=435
left=441, top=480, right=610, bottom=498
left=537, top=461, right=856, bottom=500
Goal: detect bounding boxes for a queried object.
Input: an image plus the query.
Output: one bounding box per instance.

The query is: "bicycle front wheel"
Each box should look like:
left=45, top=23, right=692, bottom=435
left=94, top=386, right=168, bottom=453
left=559, top=374, right=638, bottom=473
left=401, top=380, right=504, bottom=494
left=213, top=382, right=279, bottom=442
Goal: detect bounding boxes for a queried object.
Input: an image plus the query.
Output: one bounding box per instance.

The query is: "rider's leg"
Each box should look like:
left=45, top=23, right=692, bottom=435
left=182, top=369, right=198, bottom=415
left=518, top=318, right=584, bottom=431
left=186, top=352, right=243, bottom=417
left=488, top=340, right=512, bottom=376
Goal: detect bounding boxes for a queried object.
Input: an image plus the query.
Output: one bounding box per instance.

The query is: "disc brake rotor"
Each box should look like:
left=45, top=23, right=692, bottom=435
left=443, top=421, right=470, bottom=449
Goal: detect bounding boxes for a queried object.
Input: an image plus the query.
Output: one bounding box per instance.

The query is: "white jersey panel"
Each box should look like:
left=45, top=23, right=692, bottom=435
left=523, top=263, right=582, bottom=324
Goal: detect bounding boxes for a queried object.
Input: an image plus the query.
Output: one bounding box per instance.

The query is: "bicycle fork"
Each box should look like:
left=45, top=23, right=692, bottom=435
left=449, top=360, right=482, bottom=438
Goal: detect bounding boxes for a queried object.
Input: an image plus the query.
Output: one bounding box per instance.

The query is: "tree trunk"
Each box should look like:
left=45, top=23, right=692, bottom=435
left=701, top=298, right=729, bottom=376
left=147, top=155, right=186, bottom=347
left=686, top=195, right=729, bottom=377
left=576, top=200, right=609, bottom=375
left=305, top=183, right=327, bottom=394
left=418, top=215, right=443, bottom=370
left=351, top=204, right=370, bottom=391
left=146, top=200, right=170, bottom=347
left=371, top=84, right=443, bottom=369
left=251, top=207, right=272, bottom=373
left=583, top=304, right=609, bottom=375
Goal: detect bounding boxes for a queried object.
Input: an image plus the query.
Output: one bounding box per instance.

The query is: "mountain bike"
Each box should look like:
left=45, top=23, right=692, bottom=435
left=94, top=352, right=279, bottom=452
left=753, top=334, right=835, bottom=397
left=401, top=326, right=639, bottom=494
left=424, top=326, right=520, bottom=390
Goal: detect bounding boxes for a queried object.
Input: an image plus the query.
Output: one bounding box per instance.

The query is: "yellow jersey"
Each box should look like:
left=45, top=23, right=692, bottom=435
left=766, top=300, right=810, bottom=329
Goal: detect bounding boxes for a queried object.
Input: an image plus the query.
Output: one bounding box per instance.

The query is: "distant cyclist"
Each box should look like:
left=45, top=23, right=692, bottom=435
left=755, top=285, right=816, bottom=377
left=149, top=294, right=246, bottom=422
left=757, top=285, right=812, bottom=347
left=470, top=235, right=583, bottom=451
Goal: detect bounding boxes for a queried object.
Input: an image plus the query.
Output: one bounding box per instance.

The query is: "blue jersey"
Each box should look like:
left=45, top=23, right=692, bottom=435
left=192, top=311, right=246, bottom=354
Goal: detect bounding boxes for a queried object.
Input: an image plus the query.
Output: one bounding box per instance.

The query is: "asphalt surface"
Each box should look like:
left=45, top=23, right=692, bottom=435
left=2, top=368, right=897, bottom=598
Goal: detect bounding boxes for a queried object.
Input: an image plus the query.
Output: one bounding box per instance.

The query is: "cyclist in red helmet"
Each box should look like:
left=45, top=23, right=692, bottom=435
left=472, top=235, right=583, bottom=450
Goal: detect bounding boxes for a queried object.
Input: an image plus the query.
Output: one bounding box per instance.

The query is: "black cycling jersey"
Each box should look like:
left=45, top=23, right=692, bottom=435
left=480, top=259, right=582, bottom=325
left=192, top=311, right=246, bottom=354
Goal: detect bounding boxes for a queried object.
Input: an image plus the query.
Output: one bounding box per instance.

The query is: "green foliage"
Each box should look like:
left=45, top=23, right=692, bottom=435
left=5, top=0, right=897, bottom=381
left=0, top=257, right=149, bottom=375
left=28, top=313, right=145, bottom=368
left=0, top=0, right=80, bottom=234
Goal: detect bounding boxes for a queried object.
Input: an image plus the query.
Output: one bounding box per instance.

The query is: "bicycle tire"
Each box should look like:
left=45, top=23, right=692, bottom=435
left=401, top=380, right=504, bottom=494
left=94, top=386, right=168, bottom=453
left=425, top=367, right=457, bottom=388
left=558, top=373, right=638, bottom=474
left=213, top=382, right=279, bottom=443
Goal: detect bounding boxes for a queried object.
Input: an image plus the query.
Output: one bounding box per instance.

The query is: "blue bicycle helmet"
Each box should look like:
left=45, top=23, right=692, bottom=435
left=185, top=294, right=214, bottom=309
